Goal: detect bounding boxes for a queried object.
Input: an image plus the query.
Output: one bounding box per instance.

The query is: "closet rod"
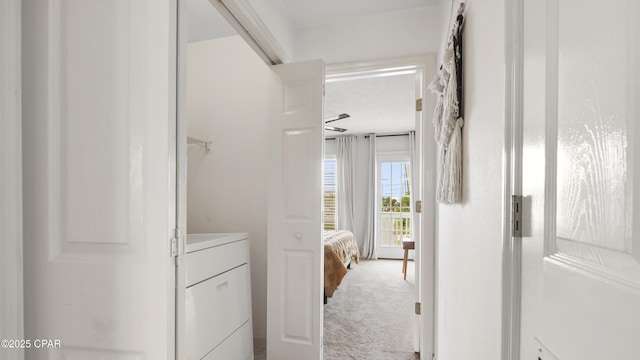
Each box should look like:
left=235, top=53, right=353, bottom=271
left=187, top=136, right=212, bottom=151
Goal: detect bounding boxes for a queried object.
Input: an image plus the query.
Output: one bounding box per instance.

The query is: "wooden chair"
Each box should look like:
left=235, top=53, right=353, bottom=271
left=402, top=240, right=415, bottom=280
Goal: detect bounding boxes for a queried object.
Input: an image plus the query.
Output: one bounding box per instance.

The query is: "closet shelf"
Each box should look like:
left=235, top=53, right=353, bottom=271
left=187, top=136, right=212, bottom=151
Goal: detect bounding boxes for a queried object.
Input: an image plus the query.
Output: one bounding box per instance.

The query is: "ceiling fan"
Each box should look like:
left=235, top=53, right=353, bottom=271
left=324, top=113, right=350, bottom=132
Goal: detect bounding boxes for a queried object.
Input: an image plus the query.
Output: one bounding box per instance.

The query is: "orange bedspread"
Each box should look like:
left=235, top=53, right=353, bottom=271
left=323, top=230, right=360, bottom=297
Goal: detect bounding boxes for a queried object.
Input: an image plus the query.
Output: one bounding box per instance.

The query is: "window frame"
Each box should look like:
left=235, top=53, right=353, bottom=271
left=376, top=151, right=412, bottom=251
left=323, top=155, right=338, bottom=231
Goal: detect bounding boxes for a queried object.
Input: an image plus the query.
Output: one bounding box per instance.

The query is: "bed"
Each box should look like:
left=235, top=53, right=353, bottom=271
left=323, top=230, right=360, bottom=303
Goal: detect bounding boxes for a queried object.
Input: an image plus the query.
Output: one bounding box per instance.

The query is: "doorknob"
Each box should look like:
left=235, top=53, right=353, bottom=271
left=294, top=232, right=303, bottom=240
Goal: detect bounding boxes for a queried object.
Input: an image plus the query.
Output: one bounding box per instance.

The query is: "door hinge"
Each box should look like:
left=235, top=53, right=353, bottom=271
left=172, top=227, right=185, bottom=265
left=415, top=302, right=421, bottom=315
left=170, top=237, right=177, bottom=257
left=512, top=195, right=523, bottom=237
left=416, top=98, right=423, bottom=112
left=415, top=200, right=422, bottom=213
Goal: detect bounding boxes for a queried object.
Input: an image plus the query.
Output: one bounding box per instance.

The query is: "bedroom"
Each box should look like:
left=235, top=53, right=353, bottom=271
left=321, top=63, right=428, bottom=359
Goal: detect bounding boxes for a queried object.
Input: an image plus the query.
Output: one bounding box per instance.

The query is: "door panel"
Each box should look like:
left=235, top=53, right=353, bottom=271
left=520, top=0, right=640, bottom=359
left=22, top=1, right=175, bottom=359
left=50, top=0, right=143, bottom=259
left=267, top=60, right=324, bottom=360
left=283, top=129, right=315, bottom=220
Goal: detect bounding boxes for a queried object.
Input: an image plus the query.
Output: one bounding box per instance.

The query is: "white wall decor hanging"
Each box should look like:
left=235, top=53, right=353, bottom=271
left=429, top=2, right=466, bottom=204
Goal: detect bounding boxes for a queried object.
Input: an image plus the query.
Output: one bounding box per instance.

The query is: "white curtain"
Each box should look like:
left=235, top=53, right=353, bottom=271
left=362, top=134, right=377, bottom=260
left=336, top=136, right=357, bottom=238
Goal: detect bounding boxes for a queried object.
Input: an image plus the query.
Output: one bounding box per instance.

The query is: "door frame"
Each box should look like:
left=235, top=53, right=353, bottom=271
left=174, top=0, right=287, bottom=357
left=326, top=54, right=437, bottom=360
left=0, top=1, right=24, bottom=359
left=177, top=1, right=438, bottom=356
left=502, top=0, right=524, bottom=359
left=175, top=0, right=188, bottom=359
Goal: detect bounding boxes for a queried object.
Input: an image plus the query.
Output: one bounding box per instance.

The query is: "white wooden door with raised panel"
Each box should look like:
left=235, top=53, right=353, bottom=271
left=520, top=0, right=640, bottom=359
left=22, top=1, right=176, bottom=359
left=267, top=59, right=324, bottom=360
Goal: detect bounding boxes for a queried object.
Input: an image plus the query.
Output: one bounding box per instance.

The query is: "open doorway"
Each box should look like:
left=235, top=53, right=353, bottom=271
left=321, top=58, right=435, bottom=359
left=179, top=1, right=269, bottom=359
left=179, top=1, right=326, bottom=359
left=178, top=1, right=436, bottom=358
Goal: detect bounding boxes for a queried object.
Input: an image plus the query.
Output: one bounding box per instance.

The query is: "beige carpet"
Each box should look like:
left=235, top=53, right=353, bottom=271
left=323, top=259, right=419, bottom=360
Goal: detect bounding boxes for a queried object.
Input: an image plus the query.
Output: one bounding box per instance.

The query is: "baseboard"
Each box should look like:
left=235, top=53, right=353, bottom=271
left=253, top=336, right=266, bottom=359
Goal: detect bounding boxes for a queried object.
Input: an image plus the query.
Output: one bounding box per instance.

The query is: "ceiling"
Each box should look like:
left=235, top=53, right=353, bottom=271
left=325, top=73, right=417, bottom=136
left=187, top=0, right=431, bottom=135
left=188, top=0, right=437, bottom=42
left=187, top=0, right=237, bottom=43
left=281, top=0, right=437, bottom=28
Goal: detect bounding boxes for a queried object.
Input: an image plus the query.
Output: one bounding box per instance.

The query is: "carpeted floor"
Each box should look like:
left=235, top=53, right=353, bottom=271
left=323, top=259, right=419, bottom=360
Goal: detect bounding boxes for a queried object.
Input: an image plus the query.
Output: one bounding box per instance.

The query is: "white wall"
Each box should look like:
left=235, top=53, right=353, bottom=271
left=186, top=35, right=278, bottom=340
left=434, top=1, right=505, bottom=359
left=294, top=7, right=441, bottom=64
left=325, top=135, right=410, bottom=253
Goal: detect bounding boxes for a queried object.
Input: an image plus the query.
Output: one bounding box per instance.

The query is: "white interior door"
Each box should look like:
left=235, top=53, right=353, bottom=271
left=520, top=0, right=640, bottom=359
left=22, top=1, right=177, bottom=359
left=267, top=59, right=324, bottom=360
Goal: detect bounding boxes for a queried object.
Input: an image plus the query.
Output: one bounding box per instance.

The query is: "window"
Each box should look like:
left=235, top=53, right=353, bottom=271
left=379, top=160, right=411, bottom=247
left=323, top=158, right=337, bottom=230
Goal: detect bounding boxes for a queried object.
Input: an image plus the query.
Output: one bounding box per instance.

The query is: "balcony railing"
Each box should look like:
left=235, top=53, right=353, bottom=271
left=379, top=212, right=411, bottom=247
